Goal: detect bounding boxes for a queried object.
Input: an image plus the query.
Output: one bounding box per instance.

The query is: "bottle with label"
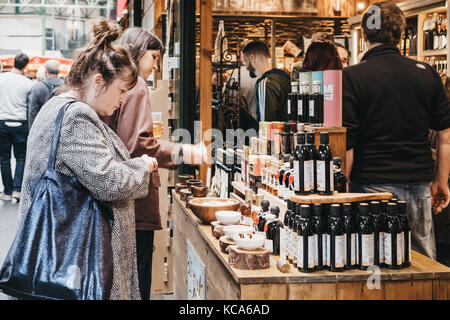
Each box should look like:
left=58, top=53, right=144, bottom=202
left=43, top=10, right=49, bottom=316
left=333, top=157, right=347, bottom=193
left=341, top=203, right=357, bottom=269
left=284, top=200, right=294, bottom=261
left=264, top=206, right=280, bottom=254
left=316, top=132, right=334, bottom=195
left=294, top=132, right=308, bottom=194
left=311, top=203, right=326, bottom=270
left=369, top=201, right=384, bottom=267
left=390, top=198, right=398, bottom=203
left=297, top=205, right=316, bottom=273
left=254, top=199, right=270, bottom=228
left=384, top=203, right=403, bottom=269
left=284, top=157, right=295, bottom=200
left=291, top=203, right=302, bottom=266
left=424, top=14, right=432, bottom=50
left=328, top=204, right=345, bottom=272
left=357, top=203, right=374, bottom=270
left=279, top=161, right=291, bottom=199
left=299, top=81, right=310, bottom=123
left=288, top=82, right=298, bottom=122
left=397, top=201, right=411, bottom=267
left=309, top=81, right=323, bottom=126
left=280, top=123, right=292, bottom=156
left=433, top=14, right=440, bottom=50
left=306, top=132, right=317, bottom=193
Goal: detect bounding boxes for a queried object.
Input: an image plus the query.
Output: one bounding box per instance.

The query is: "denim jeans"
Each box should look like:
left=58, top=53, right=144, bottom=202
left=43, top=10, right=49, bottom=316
left=350, top=182, right=436, bottom=260
left=0, top=121, right=28, bottom=195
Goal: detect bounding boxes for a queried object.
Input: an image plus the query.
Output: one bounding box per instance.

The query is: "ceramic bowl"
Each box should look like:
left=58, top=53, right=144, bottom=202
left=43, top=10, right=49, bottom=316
left=232, top=233, right=265, bottom=251
left=223, top=225, right=253, bottom=240
left=191, top=185, right=208, bottom=197
left=215, top=210, right=241, bottom=226
left=188, top=197, right=240, bottom=224
left=178, top=174, right=194, bottom=185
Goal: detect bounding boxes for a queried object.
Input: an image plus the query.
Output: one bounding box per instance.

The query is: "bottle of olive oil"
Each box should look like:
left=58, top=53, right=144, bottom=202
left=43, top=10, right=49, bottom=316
left=297, top=205, right=315, bottom=273
left=327, top=204, right=345, bottom=272
left=357, top=203, right=375, bottom=270
left=316, top=132, right=334, bottom=195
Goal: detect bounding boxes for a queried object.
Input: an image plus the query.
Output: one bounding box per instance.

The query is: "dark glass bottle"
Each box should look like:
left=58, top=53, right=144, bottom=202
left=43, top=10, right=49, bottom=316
left=341, top=203, right=357, bottom=269
left=316, top=132, right=334, bottom=195
left=311, top=204, right=325, bottom=270
left=309, top=80, right=323, bottom=126
left=333, top=157, right=347, bottom=193
left=299, top=81, right=310, bottom=123
left=280, top=123, right=292, bottom=156
left=357, top=203, right=375, bottom=270
left=288, top=82, right=298, bottom=122
left=322, top=203, right=330, bottom=269
left=328, top=204, right=345, bottom=272
left=384, top=203, right=403, bottom=269
left=291, top=203, right=302, bottom=267
left=305, top=132, right=316, bottom=193
left=283, top=200, right=294, bottom=261
left=379, top=200, right=390, bottom=267
left=265, top=206, right=280, bottom=255
left=293, top=133, right=309, bottom=195
left=369, top=201, right=384, bottom=267
left=297, top=205, right=315, bottom=273
left=255, top=200, right=270, bottom=229
left=397, top=201, right=411, bottom=267
left=389, top=198, right=398, bottom=203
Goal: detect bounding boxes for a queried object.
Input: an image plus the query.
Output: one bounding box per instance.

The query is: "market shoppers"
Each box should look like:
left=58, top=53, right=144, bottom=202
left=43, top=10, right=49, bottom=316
left=343, top=1, right=450, bottom=260
left=0, top=53, right=33, bottom=202
left=19, top=18, right=158, bottom=300
left=242, top=40, right=290, bottom=122
left=101, top=27, right=206, bottom=300
left=28, top=59, right=63, bottom=129
left=301, top=41, right=343, bottom=71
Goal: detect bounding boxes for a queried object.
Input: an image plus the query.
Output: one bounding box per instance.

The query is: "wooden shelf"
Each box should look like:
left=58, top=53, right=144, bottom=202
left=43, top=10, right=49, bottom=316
left=289, top=192, right=393, bottom=204
left=422, top=49, right=447, bottom=57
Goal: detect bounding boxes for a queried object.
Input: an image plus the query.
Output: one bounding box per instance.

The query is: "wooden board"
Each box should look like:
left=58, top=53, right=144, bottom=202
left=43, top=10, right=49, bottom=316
left=290, top=192, right=393, bottom=204
left=219, top=236, right=235, bottom=253
left=228, top=245, right=270, bottom=270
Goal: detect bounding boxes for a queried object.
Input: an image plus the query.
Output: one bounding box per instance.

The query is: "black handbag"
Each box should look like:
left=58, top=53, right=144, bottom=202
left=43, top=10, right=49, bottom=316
left=0, top=101, right=114, bottom=300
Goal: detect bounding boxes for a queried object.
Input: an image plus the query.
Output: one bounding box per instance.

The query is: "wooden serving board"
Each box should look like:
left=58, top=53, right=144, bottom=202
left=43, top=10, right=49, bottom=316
left=289, top=192, right=393, bottom=204
left=219, top=236, right=235, bottom=253
left=228, top=245, right=270, bottom=270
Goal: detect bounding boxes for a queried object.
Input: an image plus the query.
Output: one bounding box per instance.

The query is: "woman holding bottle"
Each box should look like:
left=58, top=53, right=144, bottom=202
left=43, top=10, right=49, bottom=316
left=101, top=28, right=206, bottom=300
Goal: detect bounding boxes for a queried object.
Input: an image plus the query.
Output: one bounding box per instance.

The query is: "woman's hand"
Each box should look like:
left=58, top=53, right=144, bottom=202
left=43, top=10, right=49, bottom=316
left=141, top=154, right=158, bottom=172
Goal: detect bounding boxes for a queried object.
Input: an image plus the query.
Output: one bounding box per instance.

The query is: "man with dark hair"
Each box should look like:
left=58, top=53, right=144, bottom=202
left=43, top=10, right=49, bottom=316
left=28, top=60, right=63, bottom=129
left=243, top=40, right=290, bottom=122
left=343, top=1, right=450, bottom=260
left=0, top=52, right=32, bottom=201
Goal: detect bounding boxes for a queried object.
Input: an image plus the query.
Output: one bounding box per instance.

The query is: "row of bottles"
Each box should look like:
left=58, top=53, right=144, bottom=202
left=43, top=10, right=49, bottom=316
left=424, top=56, right=447, bottom=74
left=401, top=27, right=418, bottom=57
left=283, top=198, right=411, bottom=272
left=287, top=81, right=324, bottom=126
left=423, top=13, right=447, bottom=51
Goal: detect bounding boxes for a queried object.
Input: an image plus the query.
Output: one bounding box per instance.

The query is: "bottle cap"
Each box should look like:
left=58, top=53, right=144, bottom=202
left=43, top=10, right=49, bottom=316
left=301, top=205, right=311, bottom=217
left=261, top=200, right=270, bottom=210
left=320, top=132, right=329, bottom=145
left=380, top=199, right=389, bottom=212
left=283, top=154, right=291, bottom=162
left=333, top=157, right=342, bottom=166
left=397, top=201, right=407, bottom=214
left=359, top=203, right=370, bottom=216
left=306, top=132, right=315, bottom=144
left=270, top=206, right=280, bottom=217
left=341, top=203, right=352, bottom=216
left=330, top=204, right=341, bottom=217
left=297, top=132, right=306, bottom=145
left=369, top=201, right=381, bottom=214
left=312, top=204, right=322, bottom=217
left=296, top=203, right=302, bottom=215
left=390, top=198, right=398, bottom=203
left=386, top=203, right=398, bottom=216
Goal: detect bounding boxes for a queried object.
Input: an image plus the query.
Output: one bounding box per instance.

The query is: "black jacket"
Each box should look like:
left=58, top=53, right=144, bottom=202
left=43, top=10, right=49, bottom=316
left=343, top=44, right=450, bottom=184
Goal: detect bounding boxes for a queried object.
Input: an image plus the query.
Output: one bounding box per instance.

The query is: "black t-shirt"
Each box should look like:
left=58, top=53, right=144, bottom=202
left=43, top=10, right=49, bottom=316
left=343, top=44, right=450, bottom=184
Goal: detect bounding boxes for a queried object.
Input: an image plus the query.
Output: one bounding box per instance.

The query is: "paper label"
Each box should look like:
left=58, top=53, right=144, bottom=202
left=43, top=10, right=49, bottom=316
left=313, top=234, right=319, bottom=266
left=324, top=234, right=329, bottom=266
left=309, top=100, right=315, bottom=117
left=288, top=100, right=291, bottom=115
left=292, top=233, right=299, bottom=265
left=408, top=230, right=412, bottom=262
left=335, top=235, right=345, bottom=268
left=384, top=233, right=403, bottom=266
left=265, top=239, right=274, bottom=253
left=297, top=235, right=303, bottom=267
left=293, top=160, right=300, bottom=192
left=308, top=236, right=315, bottom=268
left=347, top=233, right=357, bottom=265
left=379, top=232, right=385, bottom=264
left=316, top=161, right=333, bottom=192
left=397, top=233, right=404, bottom=265
left=298, top=99, right=303, bottom=116
left=304, top=160, right=314, bottom=192
left=361, top=233, right=375, bottom=267
left=324, top=84, right=334, bottom=101
left=298, top=236, right=315, bottom=269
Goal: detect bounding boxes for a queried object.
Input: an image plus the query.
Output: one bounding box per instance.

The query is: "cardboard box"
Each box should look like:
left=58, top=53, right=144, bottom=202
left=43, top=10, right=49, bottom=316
left=283, top=40, right=302, bottom=57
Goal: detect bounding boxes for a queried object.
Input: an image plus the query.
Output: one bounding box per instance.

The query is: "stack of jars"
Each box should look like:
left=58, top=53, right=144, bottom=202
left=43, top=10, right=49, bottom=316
left=282, top=198, right=411, bottom=273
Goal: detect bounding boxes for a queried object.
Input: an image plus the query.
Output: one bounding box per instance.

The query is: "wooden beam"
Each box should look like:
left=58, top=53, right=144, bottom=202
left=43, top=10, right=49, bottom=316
left=200, top=0, right=212, bottom=184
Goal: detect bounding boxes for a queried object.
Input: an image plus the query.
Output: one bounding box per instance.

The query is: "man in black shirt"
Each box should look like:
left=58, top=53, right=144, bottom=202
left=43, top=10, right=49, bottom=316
left=343, top=1, right=450, bottom=260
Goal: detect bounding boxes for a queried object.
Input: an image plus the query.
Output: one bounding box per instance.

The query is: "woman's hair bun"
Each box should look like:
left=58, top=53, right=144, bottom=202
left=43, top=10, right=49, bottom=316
left=91, top=18, right=121, bottom=47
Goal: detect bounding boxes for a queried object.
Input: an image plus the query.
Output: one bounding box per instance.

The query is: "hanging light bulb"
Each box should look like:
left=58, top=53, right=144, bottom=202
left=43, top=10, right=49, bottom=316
left=357, top=2, right=366, bottom=14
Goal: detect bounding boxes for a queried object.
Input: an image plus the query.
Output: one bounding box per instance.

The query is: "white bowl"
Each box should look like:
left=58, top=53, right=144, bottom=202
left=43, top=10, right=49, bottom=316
left=232, top=233, right=265, bottom=251
left=223, top=225, right=253, bottom=240
left=215, top=211, right=241, bottom=225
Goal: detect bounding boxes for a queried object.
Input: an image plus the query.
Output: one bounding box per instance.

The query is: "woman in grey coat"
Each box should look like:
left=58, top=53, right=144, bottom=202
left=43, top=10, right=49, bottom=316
left=18, top=19, right=158, bottom=300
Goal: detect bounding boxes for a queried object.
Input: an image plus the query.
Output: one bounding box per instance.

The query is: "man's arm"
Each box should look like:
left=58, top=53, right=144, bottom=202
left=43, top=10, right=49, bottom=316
left=431, top=127, right=450, bottom=214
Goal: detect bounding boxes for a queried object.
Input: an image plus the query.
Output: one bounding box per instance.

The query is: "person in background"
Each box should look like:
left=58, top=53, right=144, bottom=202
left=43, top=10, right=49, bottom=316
left=242, top=40, right=290, bottom=122
left=20, top=18, right=158, bottom=300
left=101, top=27, right=206, bottom=300
left=0, top=53, right=33, bottom=202
left=28, top=60, right=64, bottom=129
left=335, top=42, right=349, bottom=68
left=343, top=1, right=450, bottom=260
left=301, top=41, right=343, bottom=72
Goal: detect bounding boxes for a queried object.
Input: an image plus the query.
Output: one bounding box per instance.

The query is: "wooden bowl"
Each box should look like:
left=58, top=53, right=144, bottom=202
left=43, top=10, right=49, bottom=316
left=191, top=185, right=208, bottom=197
left=175, top=183, right=189, bottom=193
left=186, top=179, right=202, bottom=190
left=180, top=189, right=192, bottom=202
left=188, top=197, right=240, bottom=224
left=179, top=174, right=194, bottom=185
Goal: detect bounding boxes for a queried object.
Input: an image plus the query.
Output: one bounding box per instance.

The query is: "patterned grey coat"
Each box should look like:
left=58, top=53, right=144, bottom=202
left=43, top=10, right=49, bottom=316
left=18, top=96, right=150, bottom=300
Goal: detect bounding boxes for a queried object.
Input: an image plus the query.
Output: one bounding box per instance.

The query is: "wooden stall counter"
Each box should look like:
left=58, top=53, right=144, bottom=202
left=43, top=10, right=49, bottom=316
left=172, top=190, right=450, bottom=300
